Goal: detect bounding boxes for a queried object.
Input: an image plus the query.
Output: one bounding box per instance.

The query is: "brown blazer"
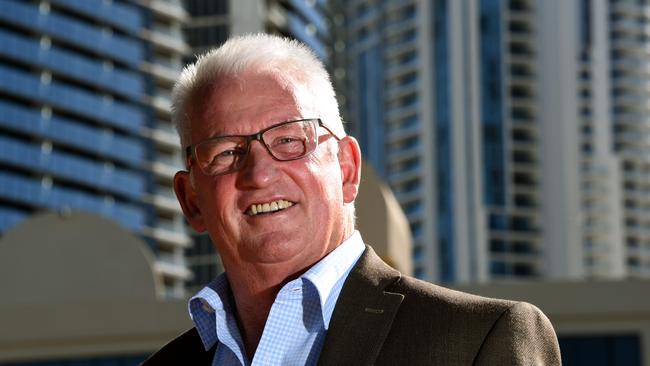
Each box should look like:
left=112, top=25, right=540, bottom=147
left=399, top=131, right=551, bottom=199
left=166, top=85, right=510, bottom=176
left=142, top=246, right=562, bottom=365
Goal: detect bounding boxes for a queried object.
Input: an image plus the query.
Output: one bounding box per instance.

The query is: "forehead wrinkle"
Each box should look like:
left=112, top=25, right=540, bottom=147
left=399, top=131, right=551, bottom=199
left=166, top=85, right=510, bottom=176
left=200, top=76, right=307, bottom=137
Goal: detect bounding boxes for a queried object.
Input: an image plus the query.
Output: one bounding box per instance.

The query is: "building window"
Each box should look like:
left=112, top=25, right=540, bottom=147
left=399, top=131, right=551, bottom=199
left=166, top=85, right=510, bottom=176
left=559, top=334, right=642, bottom=366
left=2, top=354, right=148, bottom=366
left=186, top=233, right=223, bottom=292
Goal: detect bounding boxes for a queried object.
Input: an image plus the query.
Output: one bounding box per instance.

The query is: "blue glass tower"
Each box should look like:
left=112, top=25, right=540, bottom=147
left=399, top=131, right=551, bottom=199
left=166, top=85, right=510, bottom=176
left=0, top=0, right=192, bottom=295
left=337, top=0, right=641, bottom=283
left=335, top=0, right=476, bottom=282
left=0, top=0, right=146, bottom=232
left=335, top=0, right=550, bottom=283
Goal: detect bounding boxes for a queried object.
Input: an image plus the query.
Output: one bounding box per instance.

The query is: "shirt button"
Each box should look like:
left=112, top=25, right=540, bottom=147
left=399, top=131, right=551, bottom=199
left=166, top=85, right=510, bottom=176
left=200, top=299, right=214, bottom=313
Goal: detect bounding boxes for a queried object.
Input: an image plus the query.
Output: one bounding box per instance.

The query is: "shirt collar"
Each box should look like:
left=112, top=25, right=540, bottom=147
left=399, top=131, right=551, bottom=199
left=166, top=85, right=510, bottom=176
left=301, top=230, right=365, bottom=326
left=188, top=230, right=366, bottom=351
left=188, top=273, right=235, bottom=351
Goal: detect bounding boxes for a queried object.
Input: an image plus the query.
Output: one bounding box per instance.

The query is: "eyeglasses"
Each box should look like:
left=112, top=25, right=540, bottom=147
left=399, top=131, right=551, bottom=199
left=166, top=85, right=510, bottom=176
left=186, top=118, right=342, bottom=176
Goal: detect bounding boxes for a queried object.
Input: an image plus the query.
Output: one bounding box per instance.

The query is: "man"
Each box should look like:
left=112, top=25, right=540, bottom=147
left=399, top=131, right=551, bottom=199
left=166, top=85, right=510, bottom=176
left=143, top=34, right=561, bottom=365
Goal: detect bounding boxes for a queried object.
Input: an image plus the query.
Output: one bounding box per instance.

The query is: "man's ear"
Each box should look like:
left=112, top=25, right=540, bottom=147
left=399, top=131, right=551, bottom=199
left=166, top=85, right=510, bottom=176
left=337, top=136, right=362, bottom=204
left=173, top=171, right=207, bottom=232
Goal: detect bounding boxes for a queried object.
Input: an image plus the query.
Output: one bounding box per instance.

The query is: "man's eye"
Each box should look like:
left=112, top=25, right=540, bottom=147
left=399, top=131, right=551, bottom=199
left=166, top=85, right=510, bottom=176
left=219, top=150, right=236, bottom=157
left=272, top=135, right=305, bottom=146
left=217, top=149, right=245, bottom=158
left=278, top=137, right=299, bottom=144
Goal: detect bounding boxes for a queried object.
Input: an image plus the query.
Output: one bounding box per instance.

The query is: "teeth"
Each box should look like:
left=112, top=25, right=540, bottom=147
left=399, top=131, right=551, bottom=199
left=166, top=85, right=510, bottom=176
left=247, top=200, right=294, bottom=216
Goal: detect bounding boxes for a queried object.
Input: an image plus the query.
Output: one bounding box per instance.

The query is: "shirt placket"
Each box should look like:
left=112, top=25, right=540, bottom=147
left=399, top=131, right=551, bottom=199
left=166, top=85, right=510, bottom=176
left=252, top=279, right=305, bottom=365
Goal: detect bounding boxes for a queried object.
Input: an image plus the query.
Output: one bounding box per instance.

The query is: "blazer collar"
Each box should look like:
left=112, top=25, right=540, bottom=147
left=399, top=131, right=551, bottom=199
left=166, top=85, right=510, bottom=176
left=317, top=245, right=404, bottom=366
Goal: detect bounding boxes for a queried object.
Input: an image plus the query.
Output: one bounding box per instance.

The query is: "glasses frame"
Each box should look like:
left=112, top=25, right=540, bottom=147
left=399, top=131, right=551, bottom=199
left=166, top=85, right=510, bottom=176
left=185, top=118, right=342, bottom=176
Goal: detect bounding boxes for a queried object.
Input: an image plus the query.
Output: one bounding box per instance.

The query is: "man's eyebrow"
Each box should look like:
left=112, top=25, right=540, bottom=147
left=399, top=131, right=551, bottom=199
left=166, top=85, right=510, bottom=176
left=204, top=126, right=246, bottom=139
left=208, top=118, right=303, bottom=138
left=208, top=131, right=242, bottom=138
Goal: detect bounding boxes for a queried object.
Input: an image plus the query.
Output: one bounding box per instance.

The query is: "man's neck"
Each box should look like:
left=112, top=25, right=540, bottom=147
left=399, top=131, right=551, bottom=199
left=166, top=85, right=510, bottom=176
left=231, top=283, right=278, bottom=360
left=224, top=260, right=314, bottom=359
left=223, top=254, right=326, bottom=359
left=223, top=226, right=356, bottom=358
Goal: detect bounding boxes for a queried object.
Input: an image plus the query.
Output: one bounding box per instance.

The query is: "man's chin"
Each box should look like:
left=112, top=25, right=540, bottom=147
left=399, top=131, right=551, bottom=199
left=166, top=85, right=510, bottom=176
left=240, top=235, right=306, bottom=264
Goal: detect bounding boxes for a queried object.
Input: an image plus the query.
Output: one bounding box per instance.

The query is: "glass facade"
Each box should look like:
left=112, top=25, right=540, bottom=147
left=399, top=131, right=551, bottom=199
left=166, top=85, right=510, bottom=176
left=608, top=0, right=650, bottom=277
left=265, top=0, right=331, bottom=62
left=356, top=40, right=386, bottom=178
left=433, top=0, right=455, bottom=283
left=336, top=0, right=650, bottom=282
left=479, top=0, right=506, bottom=207
left=184, top=0, right=229, bottom=53
left=2, top=354, right=148, bottom=366
left=0, top=0, right=192, bottom=294
left=337, top=0, right=545, bottom=282
left=0, top=0, right=148, bottom=236
left=559, top=334, right=642, bottom=366
left=337, top=0, right=434, bottom=279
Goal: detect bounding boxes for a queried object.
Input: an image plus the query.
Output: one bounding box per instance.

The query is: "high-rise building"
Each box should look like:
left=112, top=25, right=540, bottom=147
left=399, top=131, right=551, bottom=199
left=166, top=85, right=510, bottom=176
left=334, top=0, right=649, bottom=283
left=0, top=0, right=191, bottom=297
left=182, top=0, right=331, bottom=60
left=576, top=0, right=625, bottom=280
left=138, top=0, right=193, bottom=296
left=333, top=0, right=486, bottom=282
left=586, top=0, right=650, bottom=278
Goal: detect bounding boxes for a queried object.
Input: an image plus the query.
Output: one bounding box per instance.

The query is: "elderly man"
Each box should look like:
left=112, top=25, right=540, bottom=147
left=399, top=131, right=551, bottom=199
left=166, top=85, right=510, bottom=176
left=143, top=34, right=561, bottom=365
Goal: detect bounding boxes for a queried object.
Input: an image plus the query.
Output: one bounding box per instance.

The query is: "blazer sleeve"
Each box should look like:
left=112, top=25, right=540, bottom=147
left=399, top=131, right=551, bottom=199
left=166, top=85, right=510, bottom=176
left=473, top=302, right=562, bottom=365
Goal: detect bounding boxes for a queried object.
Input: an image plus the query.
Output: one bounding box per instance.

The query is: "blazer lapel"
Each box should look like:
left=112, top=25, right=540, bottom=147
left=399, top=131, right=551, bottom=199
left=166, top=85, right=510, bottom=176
left=183, top=328, right=218, bottom=365
left=141, top=328, right=217, bottom=366
left=317, top=246, right=404, bottom=366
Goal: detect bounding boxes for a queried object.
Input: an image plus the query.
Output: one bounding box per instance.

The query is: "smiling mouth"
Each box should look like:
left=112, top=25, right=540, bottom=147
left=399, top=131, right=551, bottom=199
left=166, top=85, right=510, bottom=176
left=246, top=199, right=295, bottom=216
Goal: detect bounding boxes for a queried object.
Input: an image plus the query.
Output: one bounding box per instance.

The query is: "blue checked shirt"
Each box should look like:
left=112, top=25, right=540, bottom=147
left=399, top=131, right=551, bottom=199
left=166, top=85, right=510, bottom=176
left=188, top=231, right=366, bottom=366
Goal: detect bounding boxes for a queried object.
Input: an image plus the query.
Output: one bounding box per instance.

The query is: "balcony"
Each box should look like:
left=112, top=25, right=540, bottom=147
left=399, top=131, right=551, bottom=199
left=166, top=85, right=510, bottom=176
left=388, top=165, right=421, bottom=186
left=387, top=145, right=421, bottom=165
left=140, top=61, right=181, bottom=85
left=154, top=258, right=191, bottom=281
left=139, top=28, right=190, bottom=55
left=387, top=124, right=420, bottom=144
left=141, top=126, right=180, bottom=150
left=143, top=192, right=183, bottom=215
left=142, top=224, right=191, bottom=248
left=138, top=0, right=188, bottom=22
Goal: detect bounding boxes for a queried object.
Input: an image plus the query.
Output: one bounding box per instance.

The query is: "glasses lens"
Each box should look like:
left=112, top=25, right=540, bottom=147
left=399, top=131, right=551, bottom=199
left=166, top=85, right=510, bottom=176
left=191, top=119, right=322, bottom=176
left=264, top=120, right=317, bottom=160
left=195, top=136, right=247, bottom=176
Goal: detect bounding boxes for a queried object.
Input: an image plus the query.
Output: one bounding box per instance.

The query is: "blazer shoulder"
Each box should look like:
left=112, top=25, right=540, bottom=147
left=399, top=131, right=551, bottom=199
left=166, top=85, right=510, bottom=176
left=323, top=246, right=561, bottom=365
left=393, top=274, right=515, bottom=312
left=388, top=276, right=561, bottom=364
left=352, top=245, right=516, bottom=320
left=141, top=328, right=212, bottom=366
left=394, top=276, right=556, bottom=334
left=474, top=301, right=561, bottom=365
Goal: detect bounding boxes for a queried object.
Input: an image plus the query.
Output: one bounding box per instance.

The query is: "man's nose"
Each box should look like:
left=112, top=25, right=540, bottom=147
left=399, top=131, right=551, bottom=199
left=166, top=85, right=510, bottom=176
left=236, top=140, right=279, bottom=188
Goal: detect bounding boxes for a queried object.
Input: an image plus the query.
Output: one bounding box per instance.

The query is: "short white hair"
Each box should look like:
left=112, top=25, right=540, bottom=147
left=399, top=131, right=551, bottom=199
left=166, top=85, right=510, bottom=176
left=172, top=33, right=345, bottom=148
